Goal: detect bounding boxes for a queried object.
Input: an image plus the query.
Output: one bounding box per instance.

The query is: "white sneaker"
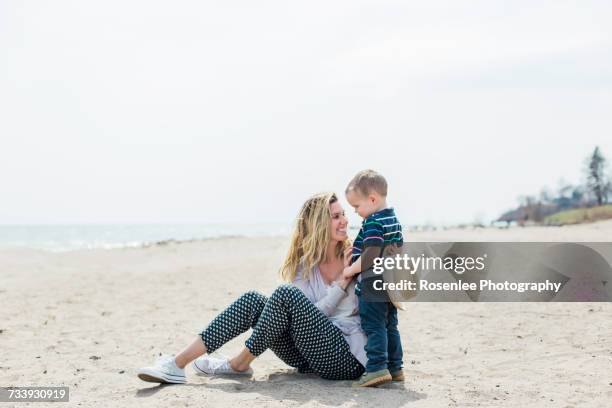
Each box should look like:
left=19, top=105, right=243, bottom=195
left=192, top=356, right=253, bottom=376
left=137, top=355, right=187, bottom=384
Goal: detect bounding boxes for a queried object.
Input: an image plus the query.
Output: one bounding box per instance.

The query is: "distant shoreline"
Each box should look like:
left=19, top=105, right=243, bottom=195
left=2, top=218, right=611, bottom=253
left=0, top=223, right=292, bottom=252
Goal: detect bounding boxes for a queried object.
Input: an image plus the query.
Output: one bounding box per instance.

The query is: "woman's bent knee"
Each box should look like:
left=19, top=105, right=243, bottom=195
left=270, top=284, right=306, bottom=306
left=240, top=290, right=267, bottom=304
left=271, top=284, right=302, bottom=298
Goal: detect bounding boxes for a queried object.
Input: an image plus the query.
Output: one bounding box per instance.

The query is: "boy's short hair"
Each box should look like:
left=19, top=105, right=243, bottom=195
left=345, top=169, right=388, bottom=197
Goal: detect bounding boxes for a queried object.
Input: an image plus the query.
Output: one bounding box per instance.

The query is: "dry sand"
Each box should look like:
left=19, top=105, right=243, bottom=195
left=2, top=222, right=612, bottom=407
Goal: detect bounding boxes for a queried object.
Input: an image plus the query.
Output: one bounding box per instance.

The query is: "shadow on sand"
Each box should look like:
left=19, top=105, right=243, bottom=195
left=136, top=369, right=427, bottom=406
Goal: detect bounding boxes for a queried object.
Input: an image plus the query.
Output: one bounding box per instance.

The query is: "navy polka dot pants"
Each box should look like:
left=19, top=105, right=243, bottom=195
left=199, top=284, right=365, bottom=380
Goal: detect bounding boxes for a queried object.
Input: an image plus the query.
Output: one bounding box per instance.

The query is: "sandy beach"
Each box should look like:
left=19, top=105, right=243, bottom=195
left=2, top=222, right=612, bottom=407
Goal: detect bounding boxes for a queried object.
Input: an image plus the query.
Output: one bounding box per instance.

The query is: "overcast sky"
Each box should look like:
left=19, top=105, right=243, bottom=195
left=1, top=0, right=611, bottom=226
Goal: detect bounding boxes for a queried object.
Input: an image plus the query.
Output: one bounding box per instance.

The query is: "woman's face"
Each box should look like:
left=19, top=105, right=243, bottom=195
left=329, top=200, right=348, bottom=242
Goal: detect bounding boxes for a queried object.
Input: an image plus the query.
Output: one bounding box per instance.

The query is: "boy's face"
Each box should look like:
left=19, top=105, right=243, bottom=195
left=346, top=189, right=381, bottom=218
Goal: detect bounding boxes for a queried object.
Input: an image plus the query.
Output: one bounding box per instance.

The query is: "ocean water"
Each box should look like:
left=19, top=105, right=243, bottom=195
left=0, top=223, right=292, bottom=252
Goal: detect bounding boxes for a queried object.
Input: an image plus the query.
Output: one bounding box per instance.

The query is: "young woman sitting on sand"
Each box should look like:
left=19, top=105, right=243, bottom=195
left=137, top=192, right=367, bottom=383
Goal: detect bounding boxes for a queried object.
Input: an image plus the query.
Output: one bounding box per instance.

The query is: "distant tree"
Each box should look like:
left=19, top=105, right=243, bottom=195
left=499, top=147, right=612, bottom=224
left=553, top=179, right=574, bottom=210
left=571, top=185, right=586, bottom=207
left=556, top=178, right=573, bottom=199
left=539, top=187, right=553, bottom=204
left=522, top=195, right=539, bottom=223
left=585, top=147, right=611, bottom=206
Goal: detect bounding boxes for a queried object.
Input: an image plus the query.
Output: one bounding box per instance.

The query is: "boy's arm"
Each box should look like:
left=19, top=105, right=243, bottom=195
left=343, top=219, right=385, bottom=278
left=360, top=244, right=383, bottom=271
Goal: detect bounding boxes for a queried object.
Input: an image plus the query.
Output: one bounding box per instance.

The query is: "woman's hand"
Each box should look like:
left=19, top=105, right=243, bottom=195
left=336, top=275, right=352, bottom=291
left=332, top=246, right=354, bottom=291
left=342, top=266, right=355, bottom=279
left=343, top=246, right=353, bottom=268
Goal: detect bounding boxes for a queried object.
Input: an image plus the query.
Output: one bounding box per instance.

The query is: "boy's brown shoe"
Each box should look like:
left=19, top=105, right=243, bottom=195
left=351, top=369, right=392, bottom=387
left=390, top=369, right=405, bottom=381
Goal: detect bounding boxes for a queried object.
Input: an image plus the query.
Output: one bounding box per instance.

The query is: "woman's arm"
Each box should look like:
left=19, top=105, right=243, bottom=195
left=292, top=274, right=348, bottom=317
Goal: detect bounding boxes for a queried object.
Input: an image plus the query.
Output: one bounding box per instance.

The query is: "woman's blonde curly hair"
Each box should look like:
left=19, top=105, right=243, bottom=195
left=279, top=192, right=351, bottom=282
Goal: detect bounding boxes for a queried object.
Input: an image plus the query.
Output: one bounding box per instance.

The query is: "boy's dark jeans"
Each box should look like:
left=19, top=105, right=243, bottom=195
left=358, top=295, right=403, bottom=373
